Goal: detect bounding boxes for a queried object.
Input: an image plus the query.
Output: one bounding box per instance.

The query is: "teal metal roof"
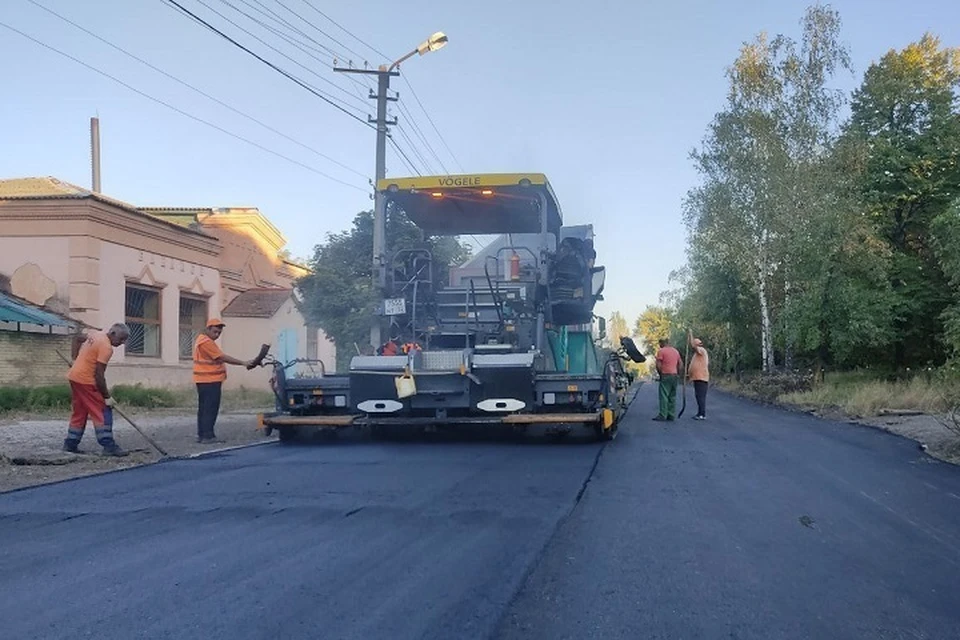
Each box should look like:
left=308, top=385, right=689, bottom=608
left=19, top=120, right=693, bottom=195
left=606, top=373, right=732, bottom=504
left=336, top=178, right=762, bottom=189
left=0, top=292, right=73, bottom=327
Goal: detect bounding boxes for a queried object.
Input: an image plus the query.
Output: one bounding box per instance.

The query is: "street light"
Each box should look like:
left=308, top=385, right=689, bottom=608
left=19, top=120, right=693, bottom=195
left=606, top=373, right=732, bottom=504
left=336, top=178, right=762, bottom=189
left=384, top=32, right=449, bottom=71
left=336, top=31, right=450, bottom=349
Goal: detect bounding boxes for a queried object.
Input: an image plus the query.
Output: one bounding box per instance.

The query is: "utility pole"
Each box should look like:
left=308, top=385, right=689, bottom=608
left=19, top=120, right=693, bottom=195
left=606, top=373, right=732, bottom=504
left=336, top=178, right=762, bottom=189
left=334, top=66, right=399, bottom=348
left=334, top=32, right=448, bottom=350
left=90, top=116, right=101, bottom=193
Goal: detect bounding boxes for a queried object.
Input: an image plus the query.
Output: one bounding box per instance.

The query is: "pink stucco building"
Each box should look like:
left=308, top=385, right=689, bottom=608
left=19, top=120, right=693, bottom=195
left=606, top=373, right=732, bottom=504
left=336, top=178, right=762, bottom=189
left=0, top=177, right=334, bottom=390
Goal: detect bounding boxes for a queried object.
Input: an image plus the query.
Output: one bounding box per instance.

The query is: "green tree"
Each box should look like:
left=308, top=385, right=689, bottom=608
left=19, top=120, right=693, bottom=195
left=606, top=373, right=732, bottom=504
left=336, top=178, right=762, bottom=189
left=298, top=210, right=470, bottom=370
left=933, top=200, right=960, bottom=355
left=634, top=306, right=674, bottom=353
left=686, top=5, right=856, bottom=372
left=847, top=34, right=960, bottom=369
left=673, top=255, right=760, bottom=375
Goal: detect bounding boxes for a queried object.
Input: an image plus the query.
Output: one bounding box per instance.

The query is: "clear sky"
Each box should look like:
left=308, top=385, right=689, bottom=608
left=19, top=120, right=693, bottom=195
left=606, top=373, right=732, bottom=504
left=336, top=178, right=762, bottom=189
left=1, top=0, right=957, bottom=326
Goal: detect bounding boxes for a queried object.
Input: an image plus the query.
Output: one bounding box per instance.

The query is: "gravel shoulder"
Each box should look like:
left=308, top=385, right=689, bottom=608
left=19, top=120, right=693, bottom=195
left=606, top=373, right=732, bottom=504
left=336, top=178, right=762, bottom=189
left=0, top=409, right=274, bottom=492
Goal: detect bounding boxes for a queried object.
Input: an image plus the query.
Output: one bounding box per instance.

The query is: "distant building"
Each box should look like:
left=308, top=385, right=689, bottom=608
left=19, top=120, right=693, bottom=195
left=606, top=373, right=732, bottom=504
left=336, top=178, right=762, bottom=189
left=0, top=177, right=333, bottom=389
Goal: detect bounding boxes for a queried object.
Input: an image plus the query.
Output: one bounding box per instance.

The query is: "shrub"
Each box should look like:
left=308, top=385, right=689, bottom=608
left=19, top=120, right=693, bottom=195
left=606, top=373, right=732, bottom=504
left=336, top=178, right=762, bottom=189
left=742, top=371, right=815, bottom=402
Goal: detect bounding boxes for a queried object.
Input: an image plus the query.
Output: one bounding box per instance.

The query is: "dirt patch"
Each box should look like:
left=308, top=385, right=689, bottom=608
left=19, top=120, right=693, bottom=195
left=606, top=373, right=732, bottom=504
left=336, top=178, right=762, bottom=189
left=0, top=409, right=274, bottom=493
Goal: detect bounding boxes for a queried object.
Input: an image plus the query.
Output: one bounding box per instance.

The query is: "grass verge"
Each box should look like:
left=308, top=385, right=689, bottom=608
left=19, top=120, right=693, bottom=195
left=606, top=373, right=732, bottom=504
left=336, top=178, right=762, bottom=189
left=0, top=384, right=274, bottom=416
left=716, top=370, right=958, bottom=417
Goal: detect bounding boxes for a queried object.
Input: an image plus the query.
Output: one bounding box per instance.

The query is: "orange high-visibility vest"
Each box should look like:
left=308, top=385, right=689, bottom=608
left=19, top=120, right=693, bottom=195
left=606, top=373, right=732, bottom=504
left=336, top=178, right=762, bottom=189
left=193, top=334, right=227, bottom=384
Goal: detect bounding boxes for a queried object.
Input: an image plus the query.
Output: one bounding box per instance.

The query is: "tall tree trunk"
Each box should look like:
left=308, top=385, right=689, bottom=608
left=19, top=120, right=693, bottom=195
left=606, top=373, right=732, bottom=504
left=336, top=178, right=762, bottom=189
left=784, top=278, right=794, bottom=370
left=757, top=266, right=775, bottom=373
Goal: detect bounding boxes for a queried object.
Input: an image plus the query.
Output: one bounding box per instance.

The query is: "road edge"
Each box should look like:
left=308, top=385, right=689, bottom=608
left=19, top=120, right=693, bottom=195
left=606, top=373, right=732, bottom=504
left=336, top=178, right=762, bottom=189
left=0, top=438, right=278, bottom=496
left=712, top=385, right=960, bottom=467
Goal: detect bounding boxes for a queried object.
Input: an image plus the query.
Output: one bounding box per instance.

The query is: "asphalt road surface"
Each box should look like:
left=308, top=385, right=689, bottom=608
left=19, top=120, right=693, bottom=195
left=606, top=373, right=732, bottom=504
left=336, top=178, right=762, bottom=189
left=2, top=384, right=959, bottom=639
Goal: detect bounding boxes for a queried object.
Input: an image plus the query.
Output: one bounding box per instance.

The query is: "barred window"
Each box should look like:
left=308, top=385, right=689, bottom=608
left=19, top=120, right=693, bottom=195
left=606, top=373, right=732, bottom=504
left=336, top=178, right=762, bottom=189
left=179, top=294, right=208, bottom=360
left=125, top=285, right=161, bottom=357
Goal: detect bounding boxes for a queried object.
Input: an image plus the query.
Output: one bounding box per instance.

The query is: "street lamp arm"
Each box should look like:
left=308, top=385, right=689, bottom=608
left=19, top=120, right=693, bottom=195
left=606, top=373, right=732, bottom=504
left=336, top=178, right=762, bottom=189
left=385, top=49, right=418, bottom=72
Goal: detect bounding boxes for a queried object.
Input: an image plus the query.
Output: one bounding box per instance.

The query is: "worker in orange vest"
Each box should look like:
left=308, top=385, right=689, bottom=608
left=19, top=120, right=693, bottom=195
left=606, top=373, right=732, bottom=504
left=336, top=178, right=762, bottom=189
left=193, top=318, right=255, bottom=444
left=63, top=323, right=130, bottom=456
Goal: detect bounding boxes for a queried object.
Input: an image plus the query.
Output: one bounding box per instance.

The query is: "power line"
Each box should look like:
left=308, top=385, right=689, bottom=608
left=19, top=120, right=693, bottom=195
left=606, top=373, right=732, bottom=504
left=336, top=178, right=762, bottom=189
left=282, top=1, right=461, bottom=178
left=468, top=235, right=489, bottom=253
left=190, top=0, right=366, bottom=110
left=299, top=0, right=388, bottom=63
left=389, top=141, right=417, bottom=176
left=274, top=0, right=368, bottom=65
left=25, top=0, right=368, bottom=180
left=254, top=2, right=461, bottom=183
left=0, top=19, right=368, bottom=192
left=216, top=0, right=369, bottom=103
left=232, top=0, right=370, bottom=100
left=232, top=0, right=343, bottom=62
left=388, top=137, right=421, bottom=177
left=402, top=75, right=464, bottom=173
left=394, top=123, right=433, bottom=175
left=397, top=99, right=448, bottom=174
left=162, top=0, right=374, bottom=128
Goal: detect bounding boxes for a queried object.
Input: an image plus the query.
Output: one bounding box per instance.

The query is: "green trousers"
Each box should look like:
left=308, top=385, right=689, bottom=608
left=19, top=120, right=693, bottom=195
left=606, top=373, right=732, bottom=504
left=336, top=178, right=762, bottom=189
left=658, top=374, right=679, bottom=419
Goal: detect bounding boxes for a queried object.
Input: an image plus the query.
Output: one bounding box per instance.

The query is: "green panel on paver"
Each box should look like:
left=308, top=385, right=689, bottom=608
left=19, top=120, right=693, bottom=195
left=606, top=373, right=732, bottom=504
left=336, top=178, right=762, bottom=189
left=546, top=329, right=598, bottom=374
left=547, top=329, right=567, bottom=371
left=566, top=331, right=599, bottom=375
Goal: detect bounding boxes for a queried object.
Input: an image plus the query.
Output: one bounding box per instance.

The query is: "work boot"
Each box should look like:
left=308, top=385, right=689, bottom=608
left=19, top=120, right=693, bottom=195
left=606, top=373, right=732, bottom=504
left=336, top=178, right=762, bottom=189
left=62, top=439, right=81, bottom=453
left=101, top=444, right=129, bottom=457
left=197, top=436, right=224, bottom=444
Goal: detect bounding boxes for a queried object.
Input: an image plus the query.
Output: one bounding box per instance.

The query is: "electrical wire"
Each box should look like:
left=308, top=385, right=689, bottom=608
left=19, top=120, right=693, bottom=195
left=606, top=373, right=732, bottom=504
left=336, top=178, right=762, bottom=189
left=25, top=0, right=368, bottom=180
left=389, top=142, right=418, bottom=176
left=388, top=137, right=422, bottom=177
left=0, top=19, right=368, bottom=192
left=162, top=0, right=374, bottom=128
left=242, top=0, right=343, bottom=60
left=394, top=123, right=433, bottom=175
left=402, top=75, right=464, bottom=173
left=216, top=0, right=369, bottom=102
left=189, top=0, right=366, bottom=110
left=274, top=0, right=367, bottom=65
left=299, top=0, right=389, bottom=63
left=397, top=99, right=448, bottom=174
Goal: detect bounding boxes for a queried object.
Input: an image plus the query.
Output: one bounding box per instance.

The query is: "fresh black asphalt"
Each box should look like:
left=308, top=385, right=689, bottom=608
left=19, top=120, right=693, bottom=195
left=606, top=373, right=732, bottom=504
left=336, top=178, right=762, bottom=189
left=2, top=384, right=959, bottom=639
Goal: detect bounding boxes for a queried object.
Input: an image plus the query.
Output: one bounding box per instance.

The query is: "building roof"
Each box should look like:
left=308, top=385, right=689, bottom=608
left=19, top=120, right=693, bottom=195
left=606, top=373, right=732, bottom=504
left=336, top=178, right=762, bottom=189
left=142, top=207, right=287, bottom=252
left=0, top=177, right=213, bottom=238
left=0, top=291, right=75, bottom=327
left=221, top=288, right=293, bottom=318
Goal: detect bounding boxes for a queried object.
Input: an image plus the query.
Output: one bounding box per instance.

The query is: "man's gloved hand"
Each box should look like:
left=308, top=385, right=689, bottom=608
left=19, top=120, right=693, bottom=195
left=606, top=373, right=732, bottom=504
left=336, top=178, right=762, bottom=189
left=104, top=397, right=117, bottom=408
